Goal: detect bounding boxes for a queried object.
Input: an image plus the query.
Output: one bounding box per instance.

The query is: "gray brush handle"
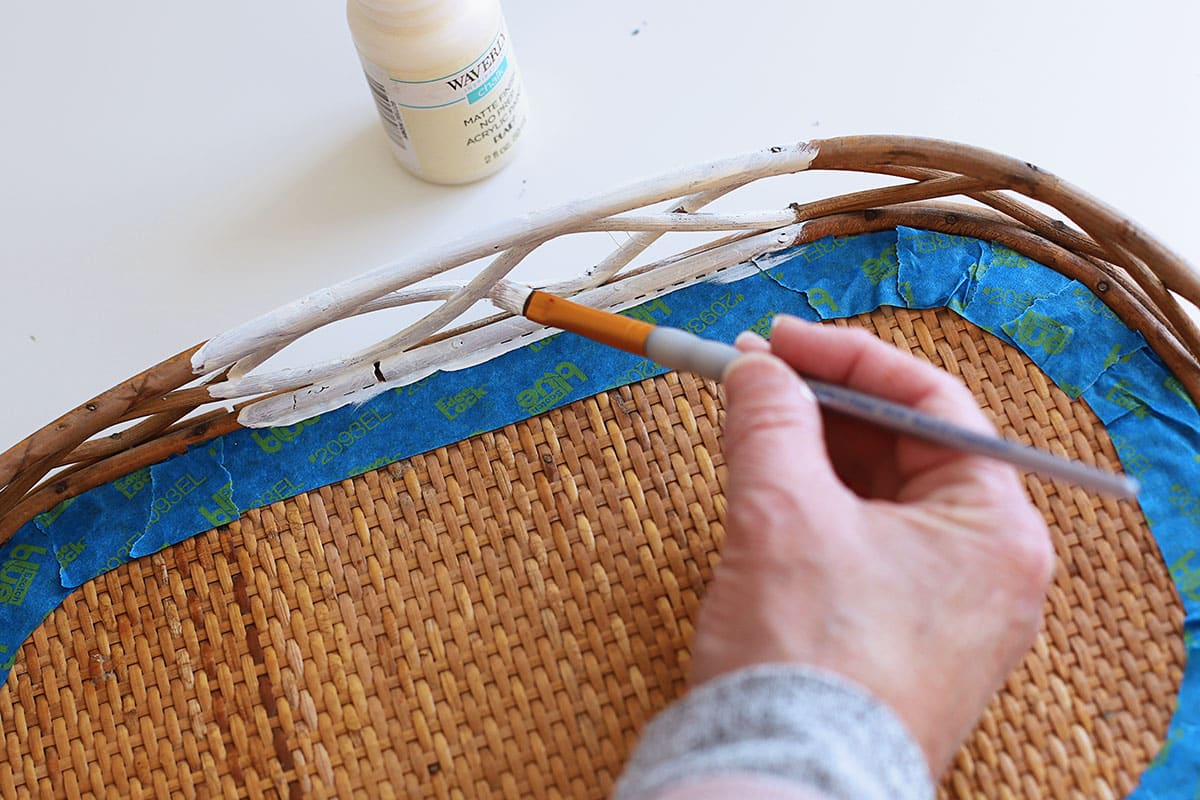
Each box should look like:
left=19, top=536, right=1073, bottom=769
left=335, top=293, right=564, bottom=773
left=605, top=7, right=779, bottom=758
left=643, top=326, right=1138, bottom=499
left=644, top=327, right=741, bottom=381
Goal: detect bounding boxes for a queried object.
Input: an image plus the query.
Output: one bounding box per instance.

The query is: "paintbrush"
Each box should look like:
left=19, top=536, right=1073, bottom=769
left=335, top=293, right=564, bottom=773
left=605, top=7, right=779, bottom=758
left=488, top=281, right=1140, bottom=499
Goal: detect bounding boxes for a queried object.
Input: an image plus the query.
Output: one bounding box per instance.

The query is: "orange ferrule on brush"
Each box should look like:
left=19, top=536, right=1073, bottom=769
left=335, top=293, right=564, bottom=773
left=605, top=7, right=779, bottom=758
left=524, top=292, right=655, bottom=356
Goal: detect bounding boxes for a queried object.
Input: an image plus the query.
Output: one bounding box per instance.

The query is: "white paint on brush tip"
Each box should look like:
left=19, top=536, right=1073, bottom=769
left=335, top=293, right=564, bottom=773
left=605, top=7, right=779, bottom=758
left=488, top=280, right=534, bottom=315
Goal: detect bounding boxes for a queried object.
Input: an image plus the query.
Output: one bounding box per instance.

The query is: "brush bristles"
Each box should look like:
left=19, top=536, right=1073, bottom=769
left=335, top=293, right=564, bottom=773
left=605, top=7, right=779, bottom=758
left=489, top=281, right=534, bottom=315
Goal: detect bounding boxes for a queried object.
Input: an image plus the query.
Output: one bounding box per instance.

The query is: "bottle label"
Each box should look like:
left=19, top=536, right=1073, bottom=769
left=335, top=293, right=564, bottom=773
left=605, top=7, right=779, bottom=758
left=387, top=29, right=511, bottom=109
left=359, top=23, right=528, bottom=182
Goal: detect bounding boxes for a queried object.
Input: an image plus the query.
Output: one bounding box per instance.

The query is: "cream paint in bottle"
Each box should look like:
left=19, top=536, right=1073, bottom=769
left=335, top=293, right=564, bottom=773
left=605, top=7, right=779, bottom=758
left=347, top=0, right=529, bottom=184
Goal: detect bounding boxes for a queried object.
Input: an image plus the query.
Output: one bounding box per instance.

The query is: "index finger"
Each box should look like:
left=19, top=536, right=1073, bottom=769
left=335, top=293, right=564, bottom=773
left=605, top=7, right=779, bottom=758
left=767, top=315, right=1010, bottom=486
left=768, top=316, right=994, bottom=431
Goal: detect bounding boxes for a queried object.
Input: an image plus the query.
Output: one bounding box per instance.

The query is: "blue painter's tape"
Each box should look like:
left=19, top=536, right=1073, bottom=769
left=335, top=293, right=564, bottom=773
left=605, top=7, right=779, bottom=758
left=37, top=480, right=147, bottom=588
left=1005, top=283, right=1148, bottom=401
left=755, top=231, right=904, bottom=317
left=0, top=521, right=71, bottom=674
left=955, top=243, right=1076, bottom=346
left=131, top=439, right=235, bottom=558
left=1, top=228, right=1197, bottom=795
left=896, top=227, right=986, bottom=310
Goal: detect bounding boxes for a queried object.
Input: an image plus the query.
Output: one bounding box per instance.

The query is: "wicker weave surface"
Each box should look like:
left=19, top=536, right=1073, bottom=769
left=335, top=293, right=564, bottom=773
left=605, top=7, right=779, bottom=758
left=0, top=305, right=1183, bottom=800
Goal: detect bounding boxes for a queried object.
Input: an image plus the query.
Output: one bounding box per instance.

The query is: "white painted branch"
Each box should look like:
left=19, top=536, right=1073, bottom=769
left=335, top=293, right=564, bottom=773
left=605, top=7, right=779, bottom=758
left=372, top=241, right=541, bottom=361
left=191, top=142, right=818, bottom=375
left=223, top=283, right=467, bottom=382
left=542, top=185, right=741, bottom=298
left=238, top=223, right=806, bottom=427
left=234, top=244, right=546, bottom=402
left=355, top=283, right=466, bottom=314
left=213, top=283, right=474, bottom=397
left=582, top=209, right=798, bottom=231
left=224, top=247, right=541, bottom=400
left=236, top=314, right=544, bottom=427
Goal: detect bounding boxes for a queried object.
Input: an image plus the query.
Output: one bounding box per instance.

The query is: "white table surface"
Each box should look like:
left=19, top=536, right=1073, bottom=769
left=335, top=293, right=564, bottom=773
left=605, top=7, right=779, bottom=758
left=3, top=1, right=1198, bottom=453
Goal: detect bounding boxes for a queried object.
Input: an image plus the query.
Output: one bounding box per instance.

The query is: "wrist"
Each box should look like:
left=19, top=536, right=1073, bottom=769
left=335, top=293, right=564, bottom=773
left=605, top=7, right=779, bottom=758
left=614, top=663, right=934, bottom=800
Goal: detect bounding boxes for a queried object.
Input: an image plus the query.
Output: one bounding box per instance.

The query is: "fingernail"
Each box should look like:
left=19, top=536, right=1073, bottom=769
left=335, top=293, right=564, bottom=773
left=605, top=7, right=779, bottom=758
left=795, top=375, right=816, bottom=403
left=734, top=330, right=767, bottom=348
left=724, top=350, right=817, bottom=405
left=768, top=314, right=793, bottom=337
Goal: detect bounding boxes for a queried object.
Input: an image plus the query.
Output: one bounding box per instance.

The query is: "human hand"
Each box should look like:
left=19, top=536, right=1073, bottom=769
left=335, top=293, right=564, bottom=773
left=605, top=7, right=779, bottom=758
left=690, top=315, right=1055, bottom=776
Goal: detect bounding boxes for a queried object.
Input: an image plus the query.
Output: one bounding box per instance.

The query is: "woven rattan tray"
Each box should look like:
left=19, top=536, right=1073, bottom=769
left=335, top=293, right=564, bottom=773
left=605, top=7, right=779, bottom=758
left=1, top=137, right=1198, bottom=798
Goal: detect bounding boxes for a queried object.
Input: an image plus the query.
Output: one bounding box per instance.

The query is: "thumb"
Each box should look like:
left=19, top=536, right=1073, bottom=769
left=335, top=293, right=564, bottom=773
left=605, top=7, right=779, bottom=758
left=722, top=353, right=844, bottom=511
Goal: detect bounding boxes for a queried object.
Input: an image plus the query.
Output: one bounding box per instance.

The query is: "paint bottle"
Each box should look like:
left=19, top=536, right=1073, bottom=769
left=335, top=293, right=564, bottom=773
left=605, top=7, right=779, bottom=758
left=347, top=0, right=529, bottom=184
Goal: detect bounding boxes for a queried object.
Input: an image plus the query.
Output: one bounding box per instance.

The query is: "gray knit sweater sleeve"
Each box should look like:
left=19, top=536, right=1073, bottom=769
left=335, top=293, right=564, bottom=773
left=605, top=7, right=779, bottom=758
left=612, top=664, right=935, bottom=800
